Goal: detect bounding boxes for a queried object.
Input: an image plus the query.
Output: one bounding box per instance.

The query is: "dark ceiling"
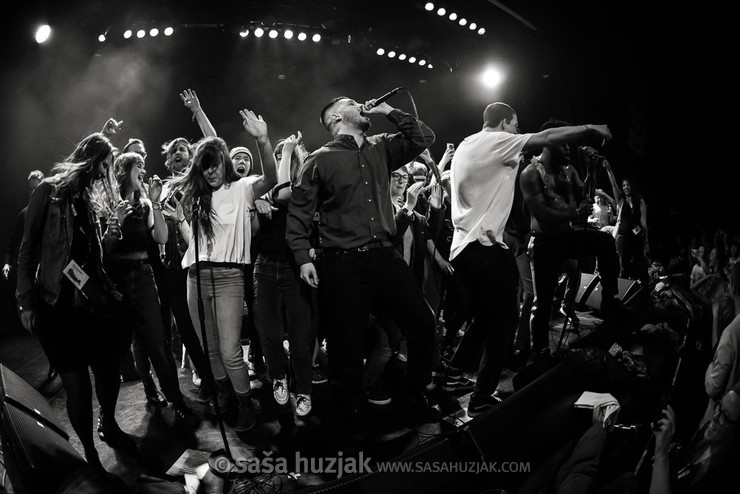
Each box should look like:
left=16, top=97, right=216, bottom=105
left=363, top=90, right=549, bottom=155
left=0, top=0, right=722, bottom=253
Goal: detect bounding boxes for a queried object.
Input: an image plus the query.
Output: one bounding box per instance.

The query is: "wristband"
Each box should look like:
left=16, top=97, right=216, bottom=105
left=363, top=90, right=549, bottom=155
left=151, top=203, right=162, bottom=210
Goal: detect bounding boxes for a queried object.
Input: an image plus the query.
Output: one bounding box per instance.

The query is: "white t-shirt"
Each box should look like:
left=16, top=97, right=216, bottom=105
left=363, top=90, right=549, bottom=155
left=181, top=177, right=256, bottom=268
left=449, top=130, right=531, bottom=261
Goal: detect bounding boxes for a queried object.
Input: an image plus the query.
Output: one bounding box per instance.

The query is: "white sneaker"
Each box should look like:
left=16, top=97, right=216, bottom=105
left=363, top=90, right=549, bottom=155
left=291, top=393, right=312, bottom=417
left=272, top=378, right=289, bottom=406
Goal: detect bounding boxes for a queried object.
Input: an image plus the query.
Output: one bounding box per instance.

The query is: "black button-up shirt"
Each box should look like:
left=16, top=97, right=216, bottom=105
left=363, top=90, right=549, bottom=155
left=286, top=110, right=435, bottom=266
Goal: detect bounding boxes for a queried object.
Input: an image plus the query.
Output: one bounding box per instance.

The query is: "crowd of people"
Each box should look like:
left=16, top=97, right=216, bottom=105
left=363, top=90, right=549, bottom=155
left=2, top=91, right=738, bottom=494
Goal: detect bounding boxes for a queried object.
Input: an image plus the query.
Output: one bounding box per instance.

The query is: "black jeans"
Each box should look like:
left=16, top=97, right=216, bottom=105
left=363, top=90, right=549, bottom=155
left=449, top=241, right=519, bottom=396
left=529, top=228, right=619, bottom=352
left=318, top=246, right=435, bottom=412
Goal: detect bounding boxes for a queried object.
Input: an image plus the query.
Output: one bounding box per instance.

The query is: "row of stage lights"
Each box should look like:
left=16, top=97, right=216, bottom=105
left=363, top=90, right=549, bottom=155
left=424, top=2, right=486, bottom=35
left=375, top=48, right=433, bottom=69
left=97, top=25, right=322, bottom=43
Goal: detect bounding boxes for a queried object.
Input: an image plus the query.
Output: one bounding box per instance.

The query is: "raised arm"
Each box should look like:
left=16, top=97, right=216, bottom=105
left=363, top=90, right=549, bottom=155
left=603, top=159, right=623, bottom=206
left=101, top=118, right=123, bottom=139
left=181, top=89, right=217, bottom=138
left=274, top=132, right=301, bottom=204
left=238, top=108, right=278, bottom=198
left=523, top=124, right=611, bottom=154
left=362, top=102, right=436, bottom=165
left=146, top=174, right=168, bottom=244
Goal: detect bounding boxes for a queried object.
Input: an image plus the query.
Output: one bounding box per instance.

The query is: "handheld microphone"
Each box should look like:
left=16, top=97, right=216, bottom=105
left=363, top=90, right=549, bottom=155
left=579, top=145, right=604, bottom=161
left=363, top=87, right=404, bottom=111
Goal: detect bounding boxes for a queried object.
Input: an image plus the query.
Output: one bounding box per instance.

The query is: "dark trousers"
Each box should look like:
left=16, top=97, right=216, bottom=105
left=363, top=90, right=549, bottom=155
left=615, top=232, right=649, bottom=286
left=253, top=255, right=315, bottom=395
left=319, top=246, right=435, bottom=412
left=106, top=261, right=183, bottom=403
left=158, top=267, right=212, bottom=383
left=449, top=241, right=519, bottom=396
left=529, top=228, right=619, bottom=353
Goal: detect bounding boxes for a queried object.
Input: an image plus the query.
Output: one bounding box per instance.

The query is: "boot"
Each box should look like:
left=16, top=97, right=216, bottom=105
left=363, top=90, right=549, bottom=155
left=214, top=378, right=234, bottom=413
left=142, top=374, right=167, bottom=408
left=97, top=411, right=137, bottom=454
left=235, top=393, right=257, bottom=432
left=195, top=375, right=214, bottom=404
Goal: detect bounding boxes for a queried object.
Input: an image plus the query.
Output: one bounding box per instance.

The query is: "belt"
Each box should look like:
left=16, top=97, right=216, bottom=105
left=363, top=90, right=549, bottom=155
left=326, top=240, right=394, bottom=254
left=105, top=258, right=150, bottom=268
left=195, top=261, right=244, bottom=270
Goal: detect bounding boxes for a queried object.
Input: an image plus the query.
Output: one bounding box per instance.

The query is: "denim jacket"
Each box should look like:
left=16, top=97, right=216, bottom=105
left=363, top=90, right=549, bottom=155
left=16, top=178, right=117, bottom=312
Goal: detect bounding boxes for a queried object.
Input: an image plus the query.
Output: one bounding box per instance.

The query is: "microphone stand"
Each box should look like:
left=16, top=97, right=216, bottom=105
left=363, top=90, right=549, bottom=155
left=192, top=198, right=233, bottom=461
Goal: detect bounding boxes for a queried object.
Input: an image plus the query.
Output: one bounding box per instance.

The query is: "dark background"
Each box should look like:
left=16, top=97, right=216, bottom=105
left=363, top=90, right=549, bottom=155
left=0, top=0, right=723, bottom=263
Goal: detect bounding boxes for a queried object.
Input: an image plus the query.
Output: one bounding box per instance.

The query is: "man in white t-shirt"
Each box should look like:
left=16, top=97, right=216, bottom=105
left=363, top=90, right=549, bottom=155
left=448, top=102, right=612, bottom=417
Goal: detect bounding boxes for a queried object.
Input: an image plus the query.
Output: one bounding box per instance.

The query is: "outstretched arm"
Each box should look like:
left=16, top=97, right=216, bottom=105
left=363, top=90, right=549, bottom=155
left=181, top=89, right=217, bottom=138
left=523, top=124, right=611, bottom=154
left=239, top=108, right=278, bottom=198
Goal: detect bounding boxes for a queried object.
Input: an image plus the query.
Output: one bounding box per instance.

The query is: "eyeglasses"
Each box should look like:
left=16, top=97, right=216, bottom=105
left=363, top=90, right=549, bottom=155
left=391, top=172, right=408, bottom=182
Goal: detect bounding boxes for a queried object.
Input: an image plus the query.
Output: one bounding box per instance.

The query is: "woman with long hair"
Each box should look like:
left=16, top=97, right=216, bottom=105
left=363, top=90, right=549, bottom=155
left=172, top=108, right=277, bottom=432
left=16, top=132, right=135, bottom=469
left=103, top=151, right=198, bottom=426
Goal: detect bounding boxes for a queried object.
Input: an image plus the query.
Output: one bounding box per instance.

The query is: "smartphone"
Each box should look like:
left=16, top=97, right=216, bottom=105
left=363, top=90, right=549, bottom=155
left=446, top=143, right=455, bottom=150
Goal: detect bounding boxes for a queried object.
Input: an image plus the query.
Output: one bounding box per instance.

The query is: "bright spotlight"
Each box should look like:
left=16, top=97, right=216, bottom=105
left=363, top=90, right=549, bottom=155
left=469, top=22, right=477, bottom=30
left=297, top=32, right=307, bottom=41
left=398, top=53, right=407, bottom=61
left=254, top=27, right=264, bottom=37
left=376, top=48, right=385, bottom=56
left=123, top=29, right=132, bottom=39
left=284, top=29, right=293, bottom=39
left=98, top=34, right=106, bottom=43
left=388, top=51, right=396, bottom=58
left=164, top=27, right=174, bottom=36
left=459, top=18, right=467, bottom=26
left=419, top=59, right=426, bottom=65
left=436, top=7, right=446, bottom=16
left=427, top=63, right=434, bottom=69
left=150, top=28, right=159, bottom=37
left=312, top=33, right=321, bottom=42
left=136, top=29, right=146, bottom=38
left=239, top=29, right=249, bottom=37
left=449, top=13, right=457, bottom=21
left=424, top=2, right=434, bottom=11
left=269, top=29, right=278, bottom=38
left=481, top=67, right=503, bottom=88
left=35, top=25, right=51, bottom=44
left=478, top=27, right=486, bottom=35
left=409, top=56, right=416, bottom=63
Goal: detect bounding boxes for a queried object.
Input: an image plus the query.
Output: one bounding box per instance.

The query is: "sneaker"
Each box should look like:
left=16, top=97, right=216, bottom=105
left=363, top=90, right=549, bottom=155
left=142, top=376, right=168, bottom=408
left=272, top=377, right=289, bottom=406
left=291, top=393, right=312, bottom=417
left=235, top=394, right=257, bottom=432
left=173, top=400, right=200, bottom=428
left=192, top=370, right=201, bottom=388
left=311, top=364, right=328, bottom=385
left=405, top=390, right=442, bottom=425
left=444, top=366, right=473, bottom=391
left=467, top=391, right=503, bottom=417
left=367, top=381, right=392, bottom=406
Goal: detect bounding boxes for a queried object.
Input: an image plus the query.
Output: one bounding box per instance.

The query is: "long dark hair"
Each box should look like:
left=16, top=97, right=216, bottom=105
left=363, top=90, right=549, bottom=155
left=51, top=132, right=118, bottom=216
left=114, top=152, right=147, bottom=217
left=171, top=136, right=238, bottom=240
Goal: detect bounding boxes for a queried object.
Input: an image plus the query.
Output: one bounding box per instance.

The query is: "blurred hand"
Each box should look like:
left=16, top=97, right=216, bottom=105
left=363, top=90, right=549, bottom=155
left=2, top=263, right=10, bottom=280
left=148, top=175, right=163, bottom=203
left=102, top=118, right=123, bottom=136
left=239, top=109, right=268, bottom=139
left=180, top=89, right=202, bottom=113
left=404, top=181, right=424, bottom=211
left=652, top=405, right=676, bottom=458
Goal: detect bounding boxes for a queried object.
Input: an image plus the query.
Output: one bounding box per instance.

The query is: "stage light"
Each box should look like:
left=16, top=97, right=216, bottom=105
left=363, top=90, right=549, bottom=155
left=376, top=48, right=385, bottom=55
left=254, top=27, right=264, bottom=37
left=136, top=29, right=146, bottom=38
left=123, top=29, right=132, bottom=39
left=436, top=7, right=446, bottom=16
left=297, top=32, right=307, bottom=41
left=424, top=2, right=434, bottom=11
left=149, top=28, right=159, bottom=37
left=387, top=50, right=396, bottom=58
left=35, top=25, right=51, bottom=44
left=269, top=29, right=278, bottom=38
left=409, top=56, right=416, bottom=63
left=449, top=13, right=457, bottom=21
left=398, top=53, right=407, bottom=60
left=459, top=18, right=467, bottom=26
left=469, top=22, right=477, bottom=30
left=419, top=59, right=426, bottom=65
left=239, top=28, right=249, bottom=37
left=478, top=27, right=486, bottom=35
left=284, top=29, right=293, bottom=39
left=98, top=34, right=106, bottom=43
left=312, top=33, right=321, bottom=42
left=481, top=67, right=503, bottom=88
left=428, top=63, right=433, bottom=69
left=164, top=27, right=174, bottom=36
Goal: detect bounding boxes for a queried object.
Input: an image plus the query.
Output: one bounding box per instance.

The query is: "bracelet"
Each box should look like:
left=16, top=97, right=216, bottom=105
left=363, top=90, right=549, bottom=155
left=178, top=218, right=186, bottom=225
left=192, top=108, right=202, bottom=121
left=584, top=124, right=590, bottom=131
left=151, top=202, right=162, bottom=210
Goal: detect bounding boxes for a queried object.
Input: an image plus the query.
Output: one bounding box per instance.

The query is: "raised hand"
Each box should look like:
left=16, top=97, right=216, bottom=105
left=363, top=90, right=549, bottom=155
left=102, top=118, right=123, bottom=136
left=148, top=175, right=163, bottom=203
left=239, top=109, right=268, bottom=139
left=180, top=89, right=201, bottom=112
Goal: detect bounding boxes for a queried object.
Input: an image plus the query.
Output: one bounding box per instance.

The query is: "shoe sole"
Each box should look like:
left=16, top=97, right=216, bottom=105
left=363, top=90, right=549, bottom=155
left=368, top=397, right=392, bottom=406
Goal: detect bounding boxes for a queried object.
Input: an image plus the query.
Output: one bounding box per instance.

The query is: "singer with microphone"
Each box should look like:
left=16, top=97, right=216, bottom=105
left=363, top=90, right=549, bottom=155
left=286, top=91, right=438, bottom=441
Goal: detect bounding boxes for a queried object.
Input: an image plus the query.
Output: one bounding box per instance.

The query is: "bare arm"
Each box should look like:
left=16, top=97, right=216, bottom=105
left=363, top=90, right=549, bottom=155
left=520, top=165, right=577, bottom=223
left=603, top=160, right=623, bottom=206
left=181, top=89, right=217, bottom=138
left=275, top=133, right=301, bottom=203
left=522, top=124, right=611, bottom=153
left=640, top=198, right=649, bottom=251
left=239, top=109, right=278, bottom=199
left=147, top=175, right=168, bottom=244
